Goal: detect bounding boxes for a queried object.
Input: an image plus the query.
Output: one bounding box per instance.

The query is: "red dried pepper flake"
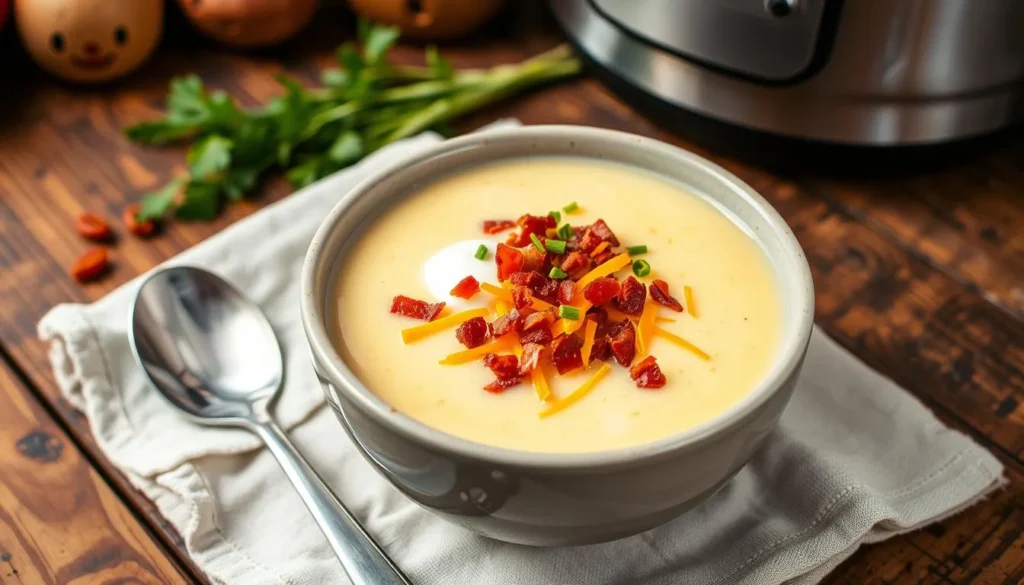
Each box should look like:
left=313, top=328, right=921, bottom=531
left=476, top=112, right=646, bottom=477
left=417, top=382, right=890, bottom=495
left=518, top=342, right=544, bottom=375
left=649, top=279, right=684, bottom=312
left=560, top=251, right=590, bottom=277
left=450, top=275, right=481, bottom=299
left=123, top=203, right=156, bottom=238
left=590, top=337, right=613, bottom=362
left=491, top=307, right=522, bottom=337
left=70, top=247, right=110, bottom=282
left=520, top=326, right=553, bottom=346
left=520, top=310, right=555, bottom=332
left=577, top=229, right=603, bottom=254
left=390, top=295, right=445, bottom=321
left=610, top=320, right=636, bottom=366
left=484, top=353, right=520, bottom=380
left=592, top=251, right=616, bottom=266
left=616, top=276, right=647, bottom=316
left=630, top=356, right=667, bottom=389
left=550, top=334, right=584, bottom=374
left=483, top=219, right=516, bottom=234
left=484, top=377, right=522, bottom=394
left=455, top=316, right=490, bottom=349
left=583, top=277, right=621, bottom=306
left=75, top=212, right=113, bottom=242
left=511, top=286, right=534, bottom=310
left=495, top=243, right=524, bottom=282
left=589, top=219, right=620, bottom=246
left=557, top=279, right=576, bottom=305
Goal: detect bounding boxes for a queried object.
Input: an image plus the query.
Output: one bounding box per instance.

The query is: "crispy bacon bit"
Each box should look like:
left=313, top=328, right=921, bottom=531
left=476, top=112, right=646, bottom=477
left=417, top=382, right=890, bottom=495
left=512, top=286, right=534, bottom=310
left=610, top=320, right=636, bottom=366
left=577, top=229, right=603, bottom=254
left=589, top=219, right=619, bottom=246
left=597, top=317, right=625, bottom=340
left=521, top=310, right=555, bottom=332
left=583, top=277, right=621, bottom=306
left=484, top=378, right=522, bottom=394
left=484, top=353, right=521, bottom=380
left=522, top=245, right=548, bottom=272
left=560, top=251, right=590, bottom=277
left=506, top=214, right=556, bottom=247
left=518, top=342, right=544, bottom=375
left=586, top=307, right=609, bottom=325
left=630, top=355, right=667, bottom=389
left=455, top=317, right=489, bottom=349
left=495, top=243, right=524, bottom=281
left=557, top=280, right=576, bottom=305
left=520, top=327, right=553, bottom=346
left=590, top=337, right=613, bottom=362
left=450, top=276, right=481, bottom=299
left=491, top=308, right=522, bottom=337
left=649, top=279, right=684, bottom=312
left=550, top=335, right=584, bottom=374
left=483, top=219, right=516, bottom=234
left=616, top=276, right=647, bottom=316
left=390, top=295, right=445, bottom=321
left=592, top=251, right=616, bottom=266
left=510, top=270, right=557, bottom=301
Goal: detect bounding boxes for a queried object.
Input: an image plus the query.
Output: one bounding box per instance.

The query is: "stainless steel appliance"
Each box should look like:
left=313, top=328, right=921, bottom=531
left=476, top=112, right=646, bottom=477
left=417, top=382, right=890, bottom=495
left=550, top=0, right=1024, bottom=146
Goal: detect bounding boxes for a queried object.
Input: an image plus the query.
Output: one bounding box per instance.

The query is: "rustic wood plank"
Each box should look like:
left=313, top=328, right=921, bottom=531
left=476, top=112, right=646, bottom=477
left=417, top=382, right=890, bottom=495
left=0, top=357, right=196, bottom=585
left=0, top=3, right=1023, bottom=583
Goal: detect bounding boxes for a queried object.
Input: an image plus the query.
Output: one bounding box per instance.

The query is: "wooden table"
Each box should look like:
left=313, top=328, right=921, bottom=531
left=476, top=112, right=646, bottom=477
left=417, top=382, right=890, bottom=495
left=2, top=4, right=1023, bottom=584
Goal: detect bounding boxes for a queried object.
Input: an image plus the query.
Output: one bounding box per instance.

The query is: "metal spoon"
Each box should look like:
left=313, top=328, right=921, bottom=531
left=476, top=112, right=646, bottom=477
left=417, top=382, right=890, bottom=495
left=128, top=265, right=412, bottom=585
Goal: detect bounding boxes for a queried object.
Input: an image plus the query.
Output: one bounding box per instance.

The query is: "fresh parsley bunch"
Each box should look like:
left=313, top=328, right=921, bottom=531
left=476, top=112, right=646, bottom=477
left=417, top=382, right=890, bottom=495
left=125, top=22, right=580, bottom=222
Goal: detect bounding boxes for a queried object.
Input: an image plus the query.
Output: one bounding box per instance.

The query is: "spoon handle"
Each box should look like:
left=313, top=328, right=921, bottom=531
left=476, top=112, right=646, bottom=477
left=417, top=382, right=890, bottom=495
left=252, top=419, right=413, bottom=585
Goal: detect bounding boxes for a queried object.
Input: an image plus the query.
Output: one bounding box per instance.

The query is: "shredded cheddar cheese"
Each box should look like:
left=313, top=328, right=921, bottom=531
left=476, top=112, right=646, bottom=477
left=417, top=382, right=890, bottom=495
left=655, top=327, right=711, bottom=361
left=401, top=307, right=490, bottom=343
left=531, top=365, right=553, bottom=402
left=439, top=336, right=515, bottom=364
left=576, top=253, right=631, bottom=289
left=635, top=300, right=659, bottom=356
left=538, top=363, right=612, bottom=418
left=581, top=319, right=597, bottom=366
left=656, top=316, right=676, bottom=323
left=588, top=241, right=610, bottom=258
left=684, top=285, right=697, bottom=318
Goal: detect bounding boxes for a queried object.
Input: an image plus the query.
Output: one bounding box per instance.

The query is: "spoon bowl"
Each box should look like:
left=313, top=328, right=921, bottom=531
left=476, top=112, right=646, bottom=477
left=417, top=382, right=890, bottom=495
left=129, top=265, right=411, bottom=585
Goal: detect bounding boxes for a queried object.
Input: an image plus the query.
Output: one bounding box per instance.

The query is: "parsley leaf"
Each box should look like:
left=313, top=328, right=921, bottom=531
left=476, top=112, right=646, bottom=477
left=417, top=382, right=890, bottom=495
left=175, top=181, right=220, bottom=220
left=328, top=131, right=363, bottom=164
left=137, top=178, right=185, bottom=221
left=186, top=135, right=233, bottom=180
left=363, top=25, right=400, bottom=65
left=426, top=45, right=453, bottom=80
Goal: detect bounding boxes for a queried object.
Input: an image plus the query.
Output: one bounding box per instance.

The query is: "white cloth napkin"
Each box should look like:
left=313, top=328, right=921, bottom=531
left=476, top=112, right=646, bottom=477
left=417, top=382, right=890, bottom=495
left=39, top=123, right=1004, bottom=585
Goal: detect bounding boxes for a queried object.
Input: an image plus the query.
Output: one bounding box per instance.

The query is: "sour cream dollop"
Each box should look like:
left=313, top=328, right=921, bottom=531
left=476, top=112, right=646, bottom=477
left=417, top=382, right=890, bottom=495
left=423, top=239, right=496, bottom=310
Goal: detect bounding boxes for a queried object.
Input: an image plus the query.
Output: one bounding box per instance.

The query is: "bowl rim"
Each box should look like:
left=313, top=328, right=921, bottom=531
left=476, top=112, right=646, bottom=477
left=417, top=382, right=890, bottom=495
left=300, top=125, right=814, bottom=471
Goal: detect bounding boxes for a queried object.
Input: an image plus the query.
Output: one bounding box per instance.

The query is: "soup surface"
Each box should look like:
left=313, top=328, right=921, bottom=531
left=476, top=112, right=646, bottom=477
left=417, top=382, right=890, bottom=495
left=330, top=157, right=781, bottom=453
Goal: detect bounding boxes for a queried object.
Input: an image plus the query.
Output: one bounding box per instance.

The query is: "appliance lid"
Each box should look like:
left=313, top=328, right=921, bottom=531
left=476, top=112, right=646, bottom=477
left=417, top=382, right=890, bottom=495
left=590, top=0, right=829, bottom=82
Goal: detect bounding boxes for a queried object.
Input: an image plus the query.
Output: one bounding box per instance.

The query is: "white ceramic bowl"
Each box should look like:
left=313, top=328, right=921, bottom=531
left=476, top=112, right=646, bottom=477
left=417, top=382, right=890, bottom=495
left=300, top=126, right=814, bottom=545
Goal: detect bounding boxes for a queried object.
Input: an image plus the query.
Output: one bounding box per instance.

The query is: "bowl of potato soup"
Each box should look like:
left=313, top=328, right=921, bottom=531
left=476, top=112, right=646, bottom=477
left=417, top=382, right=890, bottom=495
left=300, top=126, right=814, bottom=545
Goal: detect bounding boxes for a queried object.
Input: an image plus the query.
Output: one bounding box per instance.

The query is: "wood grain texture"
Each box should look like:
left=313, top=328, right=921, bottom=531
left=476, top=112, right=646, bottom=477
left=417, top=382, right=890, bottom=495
left=0, top=361, right=193, bottom=585
left=0, top=2, right=1023, bottom=583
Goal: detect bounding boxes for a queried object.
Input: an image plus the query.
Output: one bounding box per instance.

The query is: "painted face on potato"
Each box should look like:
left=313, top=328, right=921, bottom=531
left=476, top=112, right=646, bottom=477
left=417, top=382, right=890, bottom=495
left=175, top=0, right=319, bottom=48
left=15, top=0, right=163, bottom=83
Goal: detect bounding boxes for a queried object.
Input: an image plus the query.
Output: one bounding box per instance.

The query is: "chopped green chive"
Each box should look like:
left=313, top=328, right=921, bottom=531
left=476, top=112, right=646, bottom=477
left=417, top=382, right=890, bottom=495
left=557, top=223, right=574, bottom=240
left=548, top=210, right=561, bottom=223
left=474, top=244, right=488, bottom=260
left=545, top=239, right=567, bottom=254
left=626, top=244, right=648, bottom=255
left=562, top=201, right=579, bottom=213
left=558, top=305, right=580, bottom=320
left=632, top=259, right=651, bottom=277
left=529, top=233, right=545, bottom=253
left=549, top=267, right=568, bottom=279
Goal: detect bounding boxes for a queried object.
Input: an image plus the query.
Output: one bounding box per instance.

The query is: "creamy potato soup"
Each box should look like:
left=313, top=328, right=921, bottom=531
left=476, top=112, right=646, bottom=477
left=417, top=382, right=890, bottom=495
left=330, top=158, right=781, bottom=453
